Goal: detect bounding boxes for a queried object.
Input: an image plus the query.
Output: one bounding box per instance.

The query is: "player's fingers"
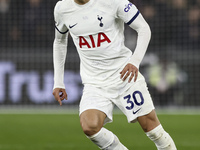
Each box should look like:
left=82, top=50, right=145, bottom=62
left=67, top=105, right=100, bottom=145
left=59, top=92, right=64, bottom=100
left=120, top=69, right=126, bottom=79
left=64, top=92, right=67, bottom=100
left=53, top=89, right=64, bottom=105
left=60, top=93, right=67, bottom=101
left=60, top=96, right=65, bottom=101
left=58, top=99, right=62, bottom=106
left=53, top=88, right=60, bottom=96
left=60, top=89, right=67, bottom=100
left=134, top=70, right=138, bottom=82
left=120, top=65, right=129, bottom=79
left=55, top=94, right=62, bottom=105
left=53, top=91, right=60, bottom=101
left=122, top=70, right=131, bottom=81
left=62, top=90, right=68, bottom=100
left=128, top=72, right=135, bottom=83
left=56, top=94, right=62, bottom=104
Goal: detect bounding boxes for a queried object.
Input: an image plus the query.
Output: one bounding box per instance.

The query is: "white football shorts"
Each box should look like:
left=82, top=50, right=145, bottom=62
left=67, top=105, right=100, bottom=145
left=79, top=75, right=155, bottom=124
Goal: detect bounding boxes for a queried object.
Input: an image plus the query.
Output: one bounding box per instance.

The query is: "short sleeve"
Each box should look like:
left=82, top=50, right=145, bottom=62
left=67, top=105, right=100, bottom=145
left=116, top=0, right=140, bottom=25
left=54, top=1, right=68, bottom=34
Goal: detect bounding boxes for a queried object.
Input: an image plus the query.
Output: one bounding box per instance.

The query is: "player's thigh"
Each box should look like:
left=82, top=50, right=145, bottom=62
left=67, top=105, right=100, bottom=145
left=80, top=109, right=107, bottom=135
left=137, top=109, right=160, bottom=132
left=79, top=85, right=114, bottom=125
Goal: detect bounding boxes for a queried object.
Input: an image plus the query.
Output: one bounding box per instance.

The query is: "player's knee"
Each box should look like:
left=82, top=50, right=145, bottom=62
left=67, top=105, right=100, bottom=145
left=146, top=125, right=177, bottom=150
left=146, top=126, right=162, bottom=141
left=81, top=121, right=102, bottom=136
left=80, top=110, right=106, bottom=136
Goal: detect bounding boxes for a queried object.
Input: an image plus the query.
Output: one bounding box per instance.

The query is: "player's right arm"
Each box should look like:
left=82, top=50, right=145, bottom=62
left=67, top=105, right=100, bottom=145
left=53, top=2, right=69, bottom=105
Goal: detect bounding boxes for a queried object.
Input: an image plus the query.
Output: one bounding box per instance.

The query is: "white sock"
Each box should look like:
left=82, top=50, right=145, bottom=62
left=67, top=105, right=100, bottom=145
left=87, top=127, right=128, bottom=150
left=146, top=125, right=177, bottom=150
left=104, top=135, right=128, bottom=150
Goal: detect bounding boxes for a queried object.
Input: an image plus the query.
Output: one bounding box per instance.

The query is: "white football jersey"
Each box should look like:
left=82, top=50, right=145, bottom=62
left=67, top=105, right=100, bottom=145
left=54, top=0, right=140, bottom=87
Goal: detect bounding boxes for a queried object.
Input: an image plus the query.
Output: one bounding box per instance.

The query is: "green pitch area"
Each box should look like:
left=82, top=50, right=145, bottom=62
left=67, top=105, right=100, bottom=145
left=0, top=113, right=199, bottom=150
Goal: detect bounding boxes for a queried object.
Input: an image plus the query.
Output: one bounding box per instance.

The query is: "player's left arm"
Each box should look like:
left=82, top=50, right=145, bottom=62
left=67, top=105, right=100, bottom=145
left=116, top=0, right=151, bottom=82
left=120, top=14, right=151, bottom=82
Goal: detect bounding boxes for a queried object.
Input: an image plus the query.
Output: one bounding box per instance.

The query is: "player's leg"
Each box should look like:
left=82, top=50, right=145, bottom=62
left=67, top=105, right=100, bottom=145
left=137, top=110, right=177, bottom=150
left=113, top=74, right=176, bottom=150
left=80, top=109, right=128, bottom=150
left=79, top=84, right=128, bottom=150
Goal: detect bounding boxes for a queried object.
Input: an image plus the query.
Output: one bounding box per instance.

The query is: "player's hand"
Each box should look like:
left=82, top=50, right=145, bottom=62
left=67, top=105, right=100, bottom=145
left=52, top=88, right=67, bottom=106
left=120, top=63, right=138, bottom=83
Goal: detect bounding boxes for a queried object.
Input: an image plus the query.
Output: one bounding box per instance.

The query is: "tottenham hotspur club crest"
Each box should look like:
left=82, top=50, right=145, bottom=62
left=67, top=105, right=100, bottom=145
left=97, top=15, right=103, bottom=27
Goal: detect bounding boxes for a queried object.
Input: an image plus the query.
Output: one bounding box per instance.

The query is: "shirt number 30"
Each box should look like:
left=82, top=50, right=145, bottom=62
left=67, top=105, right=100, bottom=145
left=123, top=91, right=144, bottom=110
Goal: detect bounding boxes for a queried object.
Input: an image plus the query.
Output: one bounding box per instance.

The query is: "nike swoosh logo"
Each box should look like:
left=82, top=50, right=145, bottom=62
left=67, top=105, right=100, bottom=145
left=133, top=108, right=141, bottom=114
left=69, top=23, right=77, bottom=29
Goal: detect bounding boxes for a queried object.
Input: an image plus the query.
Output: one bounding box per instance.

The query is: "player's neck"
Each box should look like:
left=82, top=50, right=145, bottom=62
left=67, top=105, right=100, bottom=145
left=74, top=0, right=90, bottom=5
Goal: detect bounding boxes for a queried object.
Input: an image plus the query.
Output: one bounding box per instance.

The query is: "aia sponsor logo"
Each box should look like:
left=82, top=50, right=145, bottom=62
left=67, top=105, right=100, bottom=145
left=79, top=32, right=111, bottom=48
